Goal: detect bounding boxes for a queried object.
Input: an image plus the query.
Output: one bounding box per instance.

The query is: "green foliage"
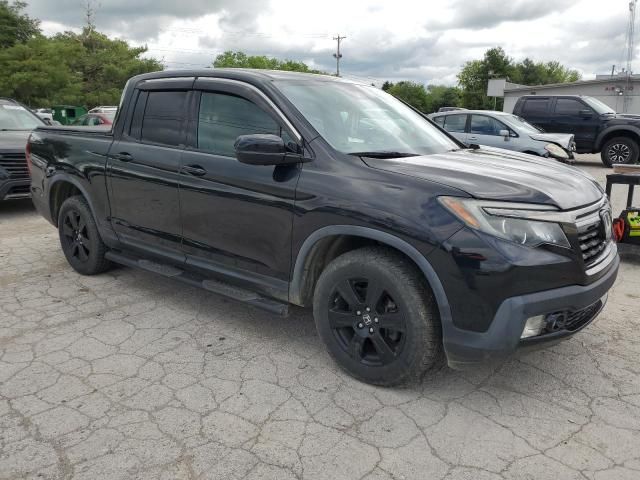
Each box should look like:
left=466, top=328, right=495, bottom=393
left=0, top=0, right=40, bottom=48
left=457, top=47, right=581, bottom=110
left=384, top=81, right=461, bottom=113
left=213, top=50, right=324, bottom=74
left=0, top=27, right=163, bottom=107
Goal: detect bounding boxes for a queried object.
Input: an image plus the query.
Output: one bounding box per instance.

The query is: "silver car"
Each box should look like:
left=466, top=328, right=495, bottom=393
left=429, top=110, right=576, bottom=162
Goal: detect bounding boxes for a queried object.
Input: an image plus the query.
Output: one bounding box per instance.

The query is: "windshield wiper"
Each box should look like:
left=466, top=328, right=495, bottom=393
left=349, top=151, right=419, bottom=159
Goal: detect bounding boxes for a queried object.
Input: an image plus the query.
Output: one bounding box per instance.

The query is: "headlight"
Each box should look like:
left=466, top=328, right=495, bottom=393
left=439, top=197, right=571, bottom=248
left=544, top=143, right=569, bottom=159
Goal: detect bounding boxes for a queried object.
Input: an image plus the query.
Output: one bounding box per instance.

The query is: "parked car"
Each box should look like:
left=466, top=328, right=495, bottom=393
left=430, top=110, right=575, bottom=162
left=34, top=108, right=54, bottom=123
left=1, top=98, right=45, bottom=201
left=71, top=112, right=115, bottom=127
left=28, top=70, right=618, bottom=385
left=88, top=106, right=118, bottom=114
left=512, top=95, right=640, bottom=167
left=437, top=107, right=467, bottom=113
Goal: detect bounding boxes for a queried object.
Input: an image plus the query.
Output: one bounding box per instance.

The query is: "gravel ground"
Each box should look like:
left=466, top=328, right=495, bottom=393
left=1, top=154, right=639, bottom=480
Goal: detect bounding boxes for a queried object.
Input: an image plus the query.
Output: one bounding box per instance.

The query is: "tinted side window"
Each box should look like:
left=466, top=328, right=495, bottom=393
left=443, top=114, right=467, bottom=133
left=432, top=116, right=445, bottom=127
left=141, top=91, right=187, bottom=146
left=555, top=99, right=584, bottom=115
left=197, top=92, right=282, bottom=157
left=470, top=115, right=508, bottom=136
left=521, top=98, right=549, bottom=115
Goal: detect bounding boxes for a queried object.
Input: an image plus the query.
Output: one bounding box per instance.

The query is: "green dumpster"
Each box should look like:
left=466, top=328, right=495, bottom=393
left=51, top=105, right=88, bottom=125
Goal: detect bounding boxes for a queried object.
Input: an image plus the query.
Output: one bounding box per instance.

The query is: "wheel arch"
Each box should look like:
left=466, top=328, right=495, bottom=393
left=48, top=175, right=97, bottom=227
left=289, top=226, right=452, bottom=327
left=595, top=126, right=640, bottom=151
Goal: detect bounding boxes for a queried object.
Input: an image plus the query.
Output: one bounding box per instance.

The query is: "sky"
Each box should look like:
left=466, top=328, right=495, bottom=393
left=24, top=0, right=635, bottom=87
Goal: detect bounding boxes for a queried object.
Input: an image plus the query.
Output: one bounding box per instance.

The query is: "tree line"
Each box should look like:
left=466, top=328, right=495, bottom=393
left=1, top=1, right=580, bottom=112
left=0, top=1, right=162, bottom=108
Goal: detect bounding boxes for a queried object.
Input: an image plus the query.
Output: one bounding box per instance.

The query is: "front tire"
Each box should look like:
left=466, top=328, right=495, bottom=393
left=313, top=247, right=442, bottom=386
left=601, top=137, right=639, bottom=167
left=58, top=196, right=111, bottom=275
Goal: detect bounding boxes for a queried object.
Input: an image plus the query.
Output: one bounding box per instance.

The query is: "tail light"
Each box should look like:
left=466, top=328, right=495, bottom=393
left=25, top=135, right=32, bottom=175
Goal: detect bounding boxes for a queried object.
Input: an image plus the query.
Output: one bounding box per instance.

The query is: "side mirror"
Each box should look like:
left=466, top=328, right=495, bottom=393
left=234, top=134, right=310, bottom=166
left=579, top=109, right=593, bottom=118
left=42, top=118, right=53, bottom=126
left=499, top=129, right=510, bottom=140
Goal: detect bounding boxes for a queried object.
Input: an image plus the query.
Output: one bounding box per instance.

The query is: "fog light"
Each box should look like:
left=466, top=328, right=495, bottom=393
left=521, top=315, right=546, bottom=339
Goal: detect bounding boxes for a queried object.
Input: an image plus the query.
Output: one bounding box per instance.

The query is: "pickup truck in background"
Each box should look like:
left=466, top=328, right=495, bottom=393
left=513, top=94, right=640, bottom=167
left=28, top=70, right=619, bottom=385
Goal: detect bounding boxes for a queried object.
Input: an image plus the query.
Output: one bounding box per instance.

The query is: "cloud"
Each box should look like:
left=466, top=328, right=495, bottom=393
left=442, top=0, right=575, bottom=30
left=25, top=0, right=266, bottom=41
left=23, top=0, right=638, bottom=86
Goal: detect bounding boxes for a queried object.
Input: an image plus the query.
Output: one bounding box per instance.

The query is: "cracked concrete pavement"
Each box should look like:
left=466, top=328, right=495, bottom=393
left=1, top=154, right=639, bottom=480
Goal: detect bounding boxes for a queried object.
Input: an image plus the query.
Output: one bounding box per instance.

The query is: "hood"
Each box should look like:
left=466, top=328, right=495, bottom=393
left=613, top=113, right=640, bottom=120
left=529, top=132, right=574, bottom=150
left=0, top=130, right=31, bottom=152
left=362, top=147, right=603, bottom=210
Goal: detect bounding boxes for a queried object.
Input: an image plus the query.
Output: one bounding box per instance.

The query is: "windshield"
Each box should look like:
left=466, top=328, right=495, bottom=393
left=0, top=103, right=43, bottom=130
left=276, top=80, right=459, bottom=156
left=502, top=114, right=543, bottom=134
left=583, top=97, right=615, bottom=115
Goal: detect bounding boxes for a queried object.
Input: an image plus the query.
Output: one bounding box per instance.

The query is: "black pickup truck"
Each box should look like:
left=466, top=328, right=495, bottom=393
left=513, top=94, right=640, bottom=167
left=28, top=70, right=619, bottom=385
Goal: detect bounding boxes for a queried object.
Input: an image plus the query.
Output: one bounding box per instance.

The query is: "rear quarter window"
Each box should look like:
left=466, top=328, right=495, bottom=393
left=140, top=91, right=188, bottom=147
left=521, top=98, right=550, bottom=115
left=443, top=114, right=467, bottom=133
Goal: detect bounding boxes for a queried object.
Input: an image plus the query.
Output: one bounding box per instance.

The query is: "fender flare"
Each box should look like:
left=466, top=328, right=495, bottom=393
left=47, top=174, right=99, bottom=226
left=595, top=125, right=640, bottom=150
left=289, top=225, right=452, bottom=328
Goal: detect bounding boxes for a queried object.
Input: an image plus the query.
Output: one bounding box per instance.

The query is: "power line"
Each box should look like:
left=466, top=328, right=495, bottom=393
left=333, top=34, right=346, bottom=76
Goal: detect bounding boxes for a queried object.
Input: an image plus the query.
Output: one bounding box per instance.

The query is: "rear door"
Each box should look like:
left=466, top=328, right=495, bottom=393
left=178, top=78, right=302, bottom=296
left=519, top=97, right=552, bottom=131
left=107, top=78, right=193, bottom=261
left=551, top=98, right=599, bottom=151
left=440, top=114, right=468, bottom=143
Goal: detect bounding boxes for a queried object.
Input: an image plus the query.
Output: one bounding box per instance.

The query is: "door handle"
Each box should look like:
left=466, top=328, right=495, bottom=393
left=182, top=165, right=207, bottom=176
left=468, top=136, right=478, bottom=141
left=110, top=152, right=133, bottom=162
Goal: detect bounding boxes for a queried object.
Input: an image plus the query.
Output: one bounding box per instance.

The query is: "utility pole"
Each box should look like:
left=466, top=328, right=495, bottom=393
left=333, top=34, right=346, bottom=76
left=625, top=0, right=637, bottom=112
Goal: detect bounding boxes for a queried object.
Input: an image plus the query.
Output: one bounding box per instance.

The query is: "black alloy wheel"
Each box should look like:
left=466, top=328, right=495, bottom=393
left=313, top=247, right=442, bottom=386
left=57, top=195, right=111, bottom=275
left=61, top=209, right=91, bottom=262
left=328, top=277, right=406, bottom=367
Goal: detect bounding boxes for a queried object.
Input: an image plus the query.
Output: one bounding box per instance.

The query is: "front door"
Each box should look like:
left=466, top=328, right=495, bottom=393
left=550, top=98, right=599, bottom=152
left=107, top=85, right=191, bottom=261
left=467, top=114, right=515, bottom=150
left=178, top=79, right=302, bottom=297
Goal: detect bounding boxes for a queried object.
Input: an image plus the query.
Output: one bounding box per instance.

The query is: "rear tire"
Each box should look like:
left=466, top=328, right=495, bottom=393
left=601, top=137, right=639, bottom=167
left=313, top=247, right=442, bottom=386
left=58, top=195, right=111, bottom=275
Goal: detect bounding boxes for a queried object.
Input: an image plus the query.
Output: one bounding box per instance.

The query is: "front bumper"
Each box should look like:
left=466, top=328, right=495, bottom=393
left=443, top=252, right=619, bottom=369
left=0, top=178, right=31, bottom=200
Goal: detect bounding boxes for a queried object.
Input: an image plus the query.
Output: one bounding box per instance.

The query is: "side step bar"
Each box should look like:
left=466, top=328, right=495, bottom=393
left=105, top=251, right=289, bottom=317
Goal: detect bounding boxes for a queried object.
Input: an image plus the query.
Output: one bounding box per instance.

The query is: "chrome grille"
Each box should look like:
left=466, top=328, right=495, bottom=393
left=0, top=153, right=29, bottom=179
left=578, top=222, right=607, bottom=264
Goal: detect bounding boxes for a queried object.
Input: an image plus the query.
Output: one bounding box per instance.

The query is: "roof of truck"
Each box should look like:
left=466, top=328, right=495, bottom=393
left=130, top=68, right=359, bottom=85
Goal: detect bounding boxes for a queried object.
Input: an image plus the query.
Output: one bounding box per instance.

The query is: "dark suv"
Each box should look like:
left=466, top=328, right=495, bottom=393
left=0, top=98, right=44, bottom=200
left=28, top=70, right=619, bottom=385
left=513, top=94, right=640, bottom=167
